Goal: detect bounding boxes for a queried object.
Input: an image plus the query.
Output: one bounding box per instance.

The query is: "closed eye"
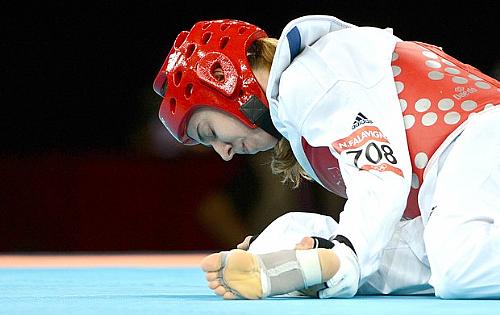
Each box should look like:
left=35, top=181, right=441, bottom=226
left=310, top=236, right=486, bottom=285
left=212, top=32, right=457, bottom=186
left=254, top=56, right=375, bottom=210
left=197, top=123, right=216, bottom=146
left=207, top=128, right=216, bottom=140
left=204, top=128, right=217, bottom=145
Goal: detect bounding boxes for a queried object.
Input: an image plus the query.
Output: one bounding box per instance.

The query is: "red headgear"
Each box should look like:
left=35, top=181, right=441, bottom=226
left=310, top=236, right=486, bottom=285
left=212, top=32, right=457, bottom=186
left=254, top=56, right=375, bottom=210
left=153, top=19, right=281, bottom=144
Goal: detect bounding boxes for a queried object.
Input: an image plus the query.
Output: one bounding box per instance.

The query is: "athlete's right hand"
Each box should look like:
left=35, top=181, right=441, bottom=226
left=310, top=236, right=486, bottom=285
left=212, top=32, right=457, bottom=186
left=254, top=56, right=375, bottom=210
left=295, top=237, right=315, bottom=249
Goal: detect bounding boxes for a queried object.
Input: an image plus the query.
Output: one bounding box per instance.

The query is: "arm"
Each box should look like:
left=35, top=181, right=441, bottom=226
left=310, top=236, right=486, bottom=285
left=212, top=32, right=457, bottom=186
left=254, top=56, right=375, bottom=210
left=288, top=27, right=411, bottom=296
left=301, top=79, right=412, bottom=297
left=269, top=21, right=412, bottom=296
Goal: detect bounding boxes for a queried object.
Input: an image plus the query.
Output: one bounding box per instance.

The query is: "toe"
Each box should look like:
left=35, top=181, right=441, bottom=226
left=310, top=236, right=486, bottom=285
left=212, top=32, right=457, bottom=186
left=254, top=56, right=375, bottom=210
left=205, top=271, right=219, bottom=281
left=201, top=253, right=223, bottom=272
left=214, top=285, right=227, bottom=296
left=208, top=279, right=220, bottom=289
left=223, top=291, right=239, bottom=300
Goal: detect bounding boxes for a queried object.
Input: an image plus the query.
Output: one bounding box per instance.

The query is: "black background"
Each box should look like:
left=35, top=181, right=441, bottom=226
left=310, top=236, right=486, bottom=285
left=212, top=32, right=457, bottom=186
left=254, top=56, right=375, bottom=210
left=2, top=0, right=499, bottom=155
left=0, top=0, right=498, bottom=252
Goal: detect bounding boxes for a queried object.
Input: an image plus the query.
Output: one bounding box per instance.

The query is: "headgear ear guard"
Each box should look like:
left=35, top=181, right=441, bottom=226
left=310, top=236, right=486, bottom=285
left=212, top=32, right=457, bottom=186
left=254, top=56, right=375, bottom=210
left=153, top=19, right=282, bottom=144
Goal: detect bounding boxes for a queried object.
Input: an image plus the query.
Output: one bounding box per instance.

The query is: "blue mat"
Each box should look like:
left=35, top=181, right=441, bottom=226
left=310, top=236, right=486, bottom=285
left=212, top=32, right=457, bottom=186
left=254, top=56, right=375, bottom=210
left=1, top=267, right=499, bottom=314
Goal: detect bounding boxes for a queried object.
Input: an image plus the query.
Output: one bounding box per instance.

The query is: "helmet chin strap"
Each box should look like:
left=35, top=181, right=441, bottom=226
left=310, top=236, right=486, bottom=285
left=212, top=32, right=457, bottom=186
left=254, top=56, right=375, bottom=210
left=240, top=95, right=283, bottom=140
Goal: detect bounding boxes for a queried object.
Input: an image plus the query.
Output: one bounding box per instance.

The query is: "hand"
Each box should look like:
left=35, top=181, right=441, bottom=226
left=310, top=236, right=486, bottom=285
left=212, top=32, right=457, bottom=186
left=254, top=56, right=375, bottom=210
left=236, top=235, right=254, bottom=250
left=295, top=237, right=315, bottom=249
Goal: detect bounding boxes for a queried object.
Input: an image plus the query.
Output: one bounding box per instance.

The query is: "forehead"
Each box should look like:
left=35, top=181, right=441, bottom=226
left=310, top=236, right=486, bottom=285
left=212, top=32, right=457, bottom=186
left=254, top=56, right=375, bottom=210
left=185, top=107, right=218, bottom=141
left=188, top=107, right=235, bottom=125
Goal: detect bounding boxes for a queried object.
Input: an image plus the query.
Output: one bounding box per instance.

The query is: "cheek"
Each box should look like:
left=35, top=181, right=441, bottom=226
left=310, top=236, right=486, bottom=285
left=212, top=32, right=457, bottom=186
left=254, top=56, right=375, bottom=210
left=266, top=135, right=278, bottom=149
left=256, top=130, right=277, bottom=149
left=218, top=123, right=245, bottom=142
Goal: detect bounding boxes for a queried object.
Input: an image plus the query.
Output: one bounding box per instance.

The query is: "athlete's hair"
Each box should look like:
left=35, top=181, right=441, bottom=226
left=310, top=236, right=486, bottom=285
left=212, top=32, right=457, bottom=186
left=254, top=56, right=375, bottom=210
left=248, top=38, right=312, bottom=188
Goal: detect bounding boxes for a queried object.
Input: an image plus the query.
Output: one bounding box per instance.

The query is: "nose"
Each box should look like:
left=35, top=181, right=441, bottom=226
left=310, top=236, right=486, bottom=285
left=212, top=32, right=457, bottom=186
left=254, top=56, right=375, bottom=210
left=212, top=141, right=234, bottom=161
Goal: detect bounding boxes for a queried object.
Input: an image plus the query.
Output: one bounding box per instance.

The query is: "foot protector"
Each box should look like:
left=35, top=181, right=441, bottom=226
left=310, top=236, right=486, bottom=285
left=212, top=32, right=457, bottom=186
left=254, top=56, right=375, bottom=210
left=210, top=248, right=338, bottom=299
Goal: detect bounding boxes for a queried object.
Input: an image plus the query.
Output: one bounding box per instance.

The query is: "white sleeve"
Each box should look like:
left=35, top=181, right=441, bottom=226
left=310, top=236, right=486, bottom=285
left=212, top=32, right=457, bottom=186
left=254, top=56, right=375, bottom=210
left=288, top=27, right=412, bottom=285
left=305, top=83, right=412, bottom=284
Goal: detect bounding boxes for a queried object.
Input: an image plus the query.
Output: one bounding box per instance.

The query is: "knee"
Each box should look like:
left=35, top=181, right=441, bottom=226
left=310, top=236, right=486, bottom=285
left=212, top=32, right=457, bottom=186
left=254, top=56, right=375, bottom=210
left=426, top=234, right=476, bottom=299
left=431, top=272, right=472, bottom=299
left=424, top=226, right=468, bottom=299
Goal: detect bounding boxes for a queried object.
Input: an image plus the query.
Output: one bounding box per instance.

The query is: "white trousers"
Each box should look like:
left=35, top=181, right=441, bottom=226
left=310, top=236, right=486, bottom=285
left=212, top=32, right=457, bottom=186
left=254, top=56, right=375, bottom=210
left=423, top=106, right=500, bottom=299
left=248, top=212, right=433, bottom=295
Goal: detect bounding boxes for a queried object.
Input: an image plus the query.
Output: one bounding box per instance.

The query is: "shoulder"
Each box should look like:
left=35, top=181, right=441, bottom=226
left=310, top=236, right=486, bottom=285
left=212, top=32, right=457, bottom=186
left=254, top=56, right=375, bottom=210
left=310, top=27, right=401, bottom=87
left=268, top=16, right=402, bottom=142
left=275, top=25, right=401, bottom=102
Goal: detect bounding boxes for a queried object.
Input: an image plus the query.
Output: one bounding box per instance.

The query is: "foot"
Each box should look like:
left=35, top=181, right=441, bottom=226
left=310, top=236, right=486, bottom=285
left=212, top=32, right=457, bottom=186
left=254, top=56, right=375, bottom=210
left=201, top=249, right=263, bottom=299
left=201, top=248, right=340, bottom=299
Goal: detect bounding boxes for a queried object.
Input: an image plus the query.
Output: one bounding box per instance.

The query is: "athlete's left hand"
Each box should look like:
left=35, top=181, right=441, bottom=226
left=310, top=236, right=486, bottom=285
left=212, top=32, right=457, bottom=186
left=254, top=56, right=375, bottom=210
left=236, top=235, right=254, bottom=250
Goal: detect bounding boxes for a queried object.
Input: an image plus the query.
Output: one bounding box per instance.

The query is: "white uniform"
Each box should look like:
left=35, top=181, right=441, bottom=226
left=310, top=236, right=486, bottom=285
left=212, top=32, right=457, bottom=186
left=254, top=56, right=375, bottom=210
left=265, top=15, right=500, bottom=298
left=248, top=212, right=433, bottom=295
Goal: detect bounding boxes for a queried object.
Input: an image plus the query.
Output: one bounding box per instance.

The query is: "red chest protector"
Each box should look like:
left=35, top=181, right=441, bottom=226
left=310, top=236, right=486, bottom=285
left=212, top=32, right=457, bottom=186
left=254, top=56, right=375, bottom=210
left=301, top=41, right=499, bottom=219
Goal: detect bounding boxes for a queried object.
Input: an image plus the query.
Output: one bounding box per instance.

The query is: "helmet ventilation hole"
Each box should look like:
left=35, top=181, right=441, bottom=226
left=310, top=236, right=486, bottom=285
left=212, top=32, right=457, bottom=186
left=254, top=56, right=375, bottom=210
left=169, top=98, right=176, bottom=114
left=201, top=32, right=212, bottom=44
left=173, top=70, right=182, bottom=86
left=174, top=31, right=189, bottom=49
left=211, top=63, right=224, bottom=82
left=219, top=36, right=229, bottom=49
left=201, top=22, right=211, bottom=30
left=220, top=23, right=230, bottom=31
left=184, top=83, right=193, bottom=98
left=238, top=26, right=247, bottom=34
left=186, top=44, right=196, bottom=58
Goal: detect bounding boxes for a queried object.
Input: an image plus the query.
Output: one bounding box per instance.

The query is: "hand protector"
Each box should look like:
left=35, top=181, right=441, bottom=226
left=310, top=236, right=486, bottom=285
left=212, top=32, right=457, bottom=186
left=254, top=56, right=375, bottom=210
left=318, top=241, right=360, bottom=298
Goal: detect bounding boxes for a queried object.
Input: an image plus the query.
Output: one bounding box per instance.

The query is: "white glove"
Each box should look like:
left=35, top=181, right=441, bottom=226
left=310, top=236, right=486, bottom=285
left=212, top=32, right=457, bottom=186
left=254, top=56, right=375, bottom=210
left=318, top=242, right=360, bottom=298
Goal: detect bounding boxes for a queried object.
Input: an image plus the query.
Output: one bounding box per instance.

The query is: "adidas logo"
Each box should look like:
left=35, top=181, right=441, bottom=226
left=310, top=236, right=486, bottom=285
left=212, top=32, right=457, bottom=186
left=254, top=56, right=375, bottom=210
left=352, top=112, right=373, bottom=130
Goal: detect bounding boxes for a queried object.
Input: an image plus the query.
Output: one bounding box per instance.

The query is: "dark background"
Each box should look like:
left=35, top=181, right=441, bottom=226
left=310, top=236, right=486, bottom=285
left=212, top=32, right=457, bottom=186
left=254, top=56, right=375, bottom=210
left=1, top=1, right=498, bottom=252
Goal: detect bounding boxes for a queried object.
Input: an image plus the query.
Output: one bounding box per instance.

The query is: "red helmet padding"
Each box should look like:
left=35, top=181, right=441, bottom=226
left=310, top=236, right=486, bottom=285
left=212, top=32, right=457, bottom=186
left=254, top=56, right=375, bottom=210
left=154, top=19, right=268, bottom=144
